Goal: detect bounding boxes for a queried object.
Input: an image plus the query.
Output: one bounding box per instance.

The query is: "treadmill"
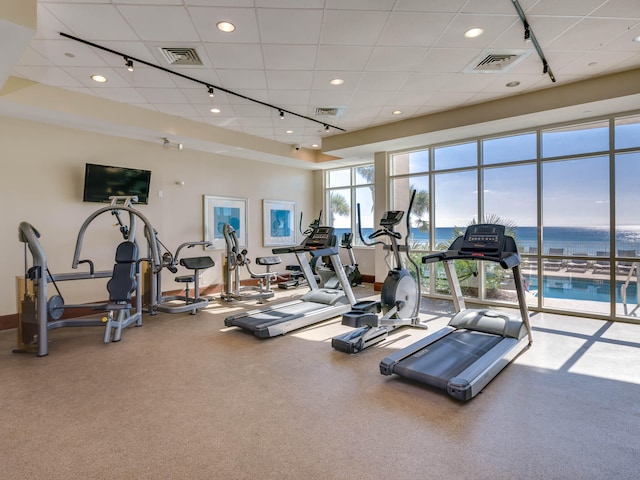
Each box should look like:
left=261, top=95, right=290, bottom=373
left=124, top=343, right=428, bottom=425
left=379, top=224, right=533, bottom=401
left=224, top=226, right=357, bottom=338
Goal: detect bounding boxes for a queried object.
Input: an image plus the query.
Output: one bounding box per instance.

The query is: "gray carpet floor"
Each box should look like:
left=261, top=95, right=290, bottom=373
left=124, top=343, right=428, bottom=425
left=1, top=284, right=639, bottom=480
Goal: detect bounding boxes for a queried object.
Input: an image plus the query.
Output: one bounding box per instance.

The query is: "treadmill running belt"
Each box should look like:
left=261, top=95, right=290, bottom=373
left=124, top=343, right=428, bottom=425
left=228, top=301, right=330, bottom=332
left=393, top=330, right=502, bottom=390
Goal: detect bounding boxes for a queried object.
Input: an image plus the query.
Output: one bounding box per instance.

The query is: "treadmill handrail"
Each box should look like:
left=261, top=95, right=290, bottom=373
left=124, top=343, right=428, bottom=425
left=423, top=250, right=521, bottom=268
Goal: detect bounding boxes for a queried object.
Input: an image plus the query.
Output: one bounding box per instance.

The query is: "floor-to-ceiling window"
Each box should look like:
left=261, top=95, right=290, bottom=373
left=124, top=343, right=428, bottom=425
left=325, top=164, right=374, bottom=244
left=386, top=111, right=640, bottom=323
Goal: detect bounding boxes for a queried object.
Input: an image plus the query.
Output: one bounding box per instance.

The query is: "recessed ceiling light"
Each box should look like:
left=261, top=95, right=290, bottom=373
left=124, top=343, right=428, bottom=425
left=464, top=28, right=484, bottom=38
left=91, top=74, right=107, bottom=83
left=633, top=35, right=640, bottom=43
left=330, top=78, right=344, bottom=85
left=64, top=52, right=75, bottom=58
left=392, top=110, right=403, bottom=115
left=311, top=144, right=319, bottom=148
left=506, top=81, right=520, bottom=87
left=210, top=108, right=221, bottom=113
left=286, top=130, right=294, bottom=134
left=217, top=21, right=235, bottom=33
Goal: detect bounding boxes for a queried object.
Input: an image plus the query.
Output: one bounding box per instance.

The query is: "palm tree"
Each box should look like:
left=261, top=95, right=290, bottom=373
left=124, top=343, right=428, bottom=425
left=329, top=192, right=350, bottom=225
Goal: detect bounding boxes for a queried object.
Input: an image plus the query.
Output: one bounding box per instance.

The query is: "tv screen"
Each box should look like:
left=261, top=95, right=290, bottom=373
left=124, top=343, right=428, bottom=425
left=83, top=163, right=151, bottom=204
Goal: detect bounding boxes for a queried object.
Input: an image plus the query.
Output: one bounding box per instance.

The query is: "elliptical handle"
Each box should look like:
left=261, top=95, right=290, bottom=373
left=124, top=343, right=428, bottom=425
left=356, top=203, right=378, bottom=247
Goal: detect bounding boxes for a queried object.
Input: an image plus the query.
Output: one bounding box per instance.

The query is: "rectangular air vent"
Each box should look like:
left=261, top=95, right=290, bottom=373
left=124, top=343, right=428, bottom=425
left=314, top=107, right=344, bottom=117
left=464, top=50, right=532, bottom=74
left=158, top=47, right=203, bottom=66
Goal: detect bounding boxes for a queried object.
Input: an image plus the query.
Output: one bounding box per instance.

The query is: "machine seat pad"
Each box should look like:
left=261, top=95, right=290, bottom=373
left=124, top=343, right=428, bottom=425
left=256, top=256, right=281, bottom=266
left=450, top=309, right=524, bottom=339
left=180, top=256, right=215, bottom=270
left=175, top=275, right=195, bottom=283
left=301, top=288, right=345, bottom=306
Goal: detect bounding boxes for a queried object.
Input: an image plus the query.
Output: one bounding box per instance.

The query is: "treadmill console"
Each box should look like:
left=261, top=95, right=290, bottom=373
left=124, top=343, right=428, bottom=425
left=379, top=210, right=404, bottom=227
left=459, top=224, right=506, bottom=255
left=303, top=226, right=335, bottom=248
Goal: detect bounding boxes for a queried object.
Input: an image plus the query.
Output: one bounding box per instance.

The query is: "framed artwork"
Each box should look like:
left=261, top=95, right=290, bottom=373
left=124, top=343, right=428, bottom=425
left=263, top=199, right=296, bottom=247
left=203, top=195, right=247, bottom=250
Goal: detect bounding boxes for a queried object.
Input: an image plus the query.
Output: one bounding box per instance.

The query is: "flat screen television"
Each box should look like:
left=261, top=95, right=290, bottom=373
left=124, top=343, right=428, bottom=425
left=83, top=163, right=152, bottom=204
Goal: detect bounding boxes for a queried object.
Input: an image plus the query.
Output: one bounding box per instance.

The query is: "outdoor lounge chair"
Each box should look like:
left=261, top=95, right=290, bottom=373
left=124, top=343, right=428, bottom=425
left=592, top=251, right=610, bottom=273
left=522, top=246, right=538, bottom=268
left=616, top=249, right=636, bottom=276
left=566, top=253, right=588, bottom=272
left=543, top=248, right=564, bottom=271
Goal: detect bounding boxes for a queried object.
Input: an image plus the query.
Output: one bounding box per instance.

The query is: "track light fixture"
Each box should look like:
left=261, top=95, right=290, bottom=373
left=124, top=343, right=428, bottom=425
left=207, top=85, right=215, bottom=97
left=162, top=138, right=183, bottom=151
left=60, top=32, right=346, bottom=133
left=279, top=110, right=284, bottom=120
left=511, top=0, right=556, bottom=83
left=324, top=124, right=330, bottom=132
left=125, top=57, right=133, bottom=72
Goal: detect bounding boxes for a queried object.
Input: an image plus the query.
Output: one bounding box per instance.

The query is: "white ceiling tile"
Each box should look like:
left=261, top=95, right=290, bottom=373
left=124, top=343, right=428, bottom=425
left=44, top=4, right=139, bottom=41
left=265, top=70, right=314, bottom=90
left=378, top=13, right=455, bottom=47
left=325, top=0, right=395, bottom=10
left=308, top=90, right=353, bottom=106
left=365, top=47, right=427, bottom=72
left=310, top=71, right=362, bottom=90
left=402, top=72, right=456, bottom=91
left=592, top=0, right=640, bottom=18
left=138, top=87, right=190, bottom=103
left=262, top=45, right=318, bottom=70
left=205, top=43, right=264, bottom=69
left=257, top=9, right=323, bottom=44
left=154, top=103, right=200, bottom=117
left=546, top=18, right=635, bottom=51
left=10, top=0, right=640, bottom=153
left=36, top=4, right=74, bottom=40
left=319, top=10, right=389, bottom=45
left=217, top=70, right=268, bottom=90
left=186, top=0, right=254, bottom=6
left=190, top=7, right=260, bottom=43
left=62, top=66, right=131, bottom=87
left=415, top=48, right=482, bottom=73
left=268, top=90, right=311, bottom=105
left=11, top=65, right=84, bottom=87
left=16, top=46, right=54, bottom=67
left=119, top=67, right=177, bottom=88
left=114, top=0, right=183, bottom=4
left=527, top=0, right=610, bottom=16
left=393, top=0, right=467, bottom=13
left=348, top=90, right=396, bottom=107
left=257, top=0, right=325, bottom=7
left=117, top=6, right=200, bottom=42
left=357, top=71, right=411, bottom=91
left=94, top=87, right=150, bottom=104
left=435, top=14, right=519, bottom=49
left=316, top=46, right=373, bottom=71
left=462, top=0, right=536, bottom=15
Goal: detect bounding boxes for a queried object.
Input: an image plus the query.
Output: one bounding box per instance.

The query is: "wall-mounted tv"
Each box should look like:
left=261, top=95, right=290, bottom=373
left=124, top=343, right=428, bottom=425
left=83, top=163, right=152, bottom=204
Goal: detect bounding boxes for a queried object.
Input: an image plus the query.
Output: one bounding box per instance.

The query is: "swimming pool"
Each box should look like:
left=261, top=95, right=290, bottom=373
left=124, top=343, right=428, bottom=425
left=527, top=276, right=637, bottom=304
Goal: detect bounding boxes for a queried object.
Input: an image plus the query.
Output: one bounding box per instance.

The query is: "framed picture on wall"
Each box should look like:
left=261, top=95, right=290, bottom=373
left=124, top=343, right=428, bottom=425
left=203, top=195, right=247, bottom=250
left=263, top=199, right=296, bottom=247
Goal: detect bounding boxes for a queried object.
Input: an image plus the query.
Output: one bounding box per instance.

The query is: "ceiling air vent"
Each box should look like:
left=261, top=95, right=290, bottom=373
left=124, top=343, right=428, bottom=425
left=464, top=50, right=532, bottom=74
left=314, top=107, right=344, bottom=117
left=158, top=47, right=203, bottom=66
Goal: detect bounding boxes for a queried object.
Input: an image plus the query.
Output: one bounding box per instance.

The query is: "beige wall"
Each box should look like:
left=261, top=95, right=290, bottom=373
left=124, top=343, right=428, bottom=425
left=1, top=115, right=315, bottom=316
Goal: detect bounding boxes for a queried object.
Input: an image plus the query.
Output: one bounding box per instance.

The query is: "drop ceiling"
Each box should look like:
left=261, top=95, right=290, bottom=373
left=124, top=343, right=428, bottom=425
left=5, top=0, right=640, bottom=163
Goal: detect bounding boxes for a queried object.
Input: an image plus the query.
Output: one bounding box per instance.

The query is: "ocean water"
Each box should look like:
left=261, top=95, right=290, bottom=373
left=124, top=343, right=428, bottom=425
left=336, top=226, right=640, bottom=256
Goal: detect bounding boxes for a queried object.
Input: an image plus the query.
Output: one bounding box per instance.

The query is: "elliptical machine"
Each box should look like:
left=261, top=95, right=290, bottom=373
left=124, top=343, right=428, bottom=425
left=332, top=190, right=427, bottom=354
left=315, top=232, right=362, bottom=289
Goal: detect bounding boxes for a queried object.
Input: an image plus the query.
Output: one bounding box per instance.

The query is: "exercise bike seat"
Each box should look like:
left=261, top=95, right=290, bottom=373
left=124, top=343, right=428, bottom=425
left=179, top=256, right=215, bottom=271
